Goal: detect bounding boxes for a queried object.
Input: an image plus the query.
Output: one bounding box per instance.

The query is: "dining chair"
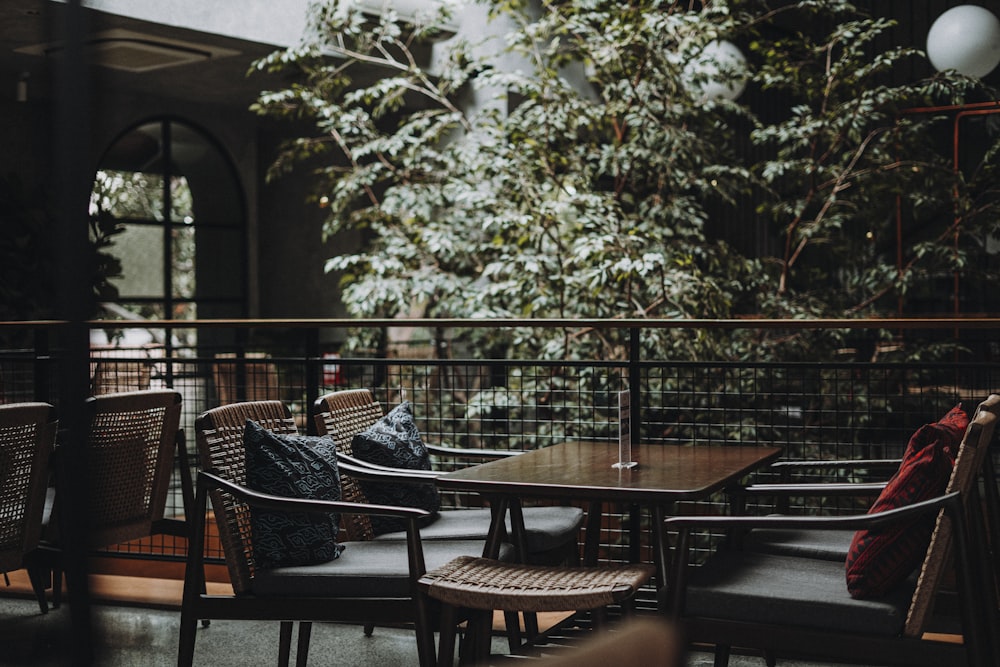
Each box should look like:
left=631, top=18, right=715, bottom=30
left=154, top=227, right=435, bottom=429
left=418, top=555, right=656, bottom=666
left=732, top=398, right=999, bottom=582
left=663, top=396, right=1000, bottom=667
left=212, top=353, right=281, bottom=405
left=0, top=402, right=57, bottom=613
left=313, top=388, right=586, bottom=643
left=27, top=389, right=187, bottom=612
left=312, top=389, right=585, bottom=563
left=179, top=400, right=508, bottom=667
left=89, top=343, right=163, bottom=395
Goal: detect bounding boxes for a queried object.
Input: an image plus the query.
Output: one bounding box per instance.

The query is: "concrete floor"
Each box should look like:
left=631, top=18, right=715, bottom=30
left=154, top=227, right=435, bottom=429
left=0, top=594, right=877, bottom=667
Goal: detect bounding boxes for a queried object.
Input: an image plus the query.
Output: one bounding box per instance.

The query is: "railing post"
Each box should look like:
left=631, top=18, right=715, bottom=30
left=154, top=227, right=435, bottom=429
left=33, top=327, right=51, bottom=404
left=305, top=327, right=321, bottom=435
left=629, top=326, right=642, bottom=443
left=234, top=328, right=248, bottom=401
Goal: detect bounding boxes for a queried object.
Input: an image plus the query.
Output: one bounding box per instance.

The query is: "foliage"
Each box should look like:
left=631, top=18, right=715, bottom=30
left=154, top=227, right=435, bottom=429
left=253, top=1, right=998, bottom=445
left=89, top=169, right=197, bottom=321
left=253, top=0, right=768, bottom=364
left=745, top=3, right=998, bottom=319
left=254, top=0, right=997, bottom=366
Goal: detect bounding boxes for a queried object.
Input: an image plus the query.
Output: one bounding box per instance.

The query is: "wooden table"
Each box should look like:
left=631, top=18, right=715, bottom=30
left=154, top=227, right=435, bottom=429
left=435, top=441, right=782, bottom=594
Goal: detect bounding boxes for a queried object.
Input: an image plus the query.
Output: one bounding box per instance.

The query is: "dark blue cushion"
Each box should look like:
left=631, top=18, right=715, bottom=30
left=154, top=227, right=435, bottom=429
left=351, top=401, right=440, bottom=535
left=244, top=420, right=345, bottom=569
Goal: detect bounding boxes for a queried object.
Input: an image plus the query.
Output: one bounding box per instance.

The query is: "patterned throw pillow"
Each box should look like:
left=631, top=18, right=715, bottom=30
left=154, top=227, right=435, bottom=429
left=845, top=404, right=968, bottom=598
left=244, top=420, right=345, bottom=569
left=351, top=401, right=440, bottom=535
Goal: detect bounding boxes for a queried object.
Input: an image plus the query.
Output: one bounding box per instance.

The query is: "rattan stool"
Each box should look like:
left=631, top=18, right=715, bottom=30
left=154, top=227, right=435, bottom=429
left=418, top=555, right=656, bottom=666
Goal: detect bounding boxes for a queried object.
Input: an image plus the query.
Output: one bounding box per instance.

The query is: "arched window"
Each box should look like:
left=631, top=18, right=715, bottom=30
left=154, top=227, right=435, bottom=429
left=90, top=118, right=246, bottom=346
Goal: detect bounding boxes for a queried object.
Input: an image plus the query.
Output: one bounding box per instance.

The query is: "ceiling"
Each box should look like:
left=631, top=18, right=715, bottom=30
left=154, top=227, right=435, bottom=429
left=0, top=0, right=287, bottom=108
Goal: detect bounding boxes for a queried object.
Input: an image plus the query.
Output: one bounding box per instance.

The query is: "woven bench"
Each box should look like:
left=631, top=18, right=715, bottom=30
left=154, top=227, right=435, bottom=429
left=418, top=555, right=655, bottom=666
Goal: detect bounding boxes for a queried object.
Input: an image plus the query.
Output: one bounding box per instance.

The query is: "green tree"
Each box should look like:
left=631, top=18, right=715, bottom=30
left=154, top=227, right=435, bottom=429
left=253, top=0, right=998, bottom=365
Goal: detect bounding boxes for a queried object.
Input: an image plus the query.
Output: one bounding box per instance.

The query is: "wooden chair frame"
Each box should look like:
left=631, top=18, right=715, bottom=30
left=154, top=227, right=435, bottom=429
left=663, top=398, right=1000, bottom=667
left=0, top=402, right=57, bottom=613
left=27, top=389, right=187, bottom=612
left=179, top=399, right=485, bottom=667
left=178, top=469, right=437, bottom=667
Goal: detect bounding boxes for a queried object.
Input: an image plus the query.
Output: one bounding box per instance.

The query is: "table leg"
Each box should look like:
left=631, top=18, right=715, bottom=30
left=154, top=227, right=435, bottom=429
left=583, top=500, right=603, bottom=565
left=484, top=497, right=510, bottom=559
left=628, top=503, right=641, bottom=563
left=652, top=504, right=671, bottom=596
left=508, top=500, right=528, bottom=563
left=504, top=499, right=540, bottom=641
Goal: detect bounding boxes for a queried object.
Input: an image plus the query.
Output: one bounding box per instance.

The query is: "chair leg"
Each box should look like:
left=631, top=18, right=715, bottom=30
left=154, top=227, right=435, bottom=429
left=474, top=609, right=493, bottom=664
left=177, top=603, right=199, bottom=667
left=51, top=566, right=62, bottom=609
left=523, top=611, right=540, bottom=643
left=458, top=610, right=491, bottom=666
left=414, top=589, right=438, bottom=667
left=26, top=563, right=49, bottom=614
left=295, top=622, right=312, bottom=667
left=278, top=621, right=294, bottom=667
left=437, top=604, right=459, bottom=667
left=713, top=644, right=731, bottom=667
left=363, top=623, right=375, bottom=636
left=503, top=611, right=522, bottom=652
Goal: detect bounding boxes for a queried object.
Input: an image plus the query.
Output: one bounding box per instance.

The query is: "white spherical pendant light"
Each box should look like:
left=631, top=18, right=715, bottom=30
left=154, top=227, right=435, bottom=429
left=926, top=5, right=1000, bottom=78
left=683, top=40, right=748, bottom=102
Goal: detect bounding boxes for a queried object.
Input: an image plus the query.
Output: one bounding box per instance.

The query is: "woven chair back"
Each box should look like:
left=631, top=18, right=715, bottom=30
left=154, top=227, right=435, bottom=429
left=194, top=400, right=296, bottom=594
left=51, top=390, right=182, bottom=548
left=314, top=389, right=384, bottom=541
left=904, top=394, right=999, bottom=635
left=0, top=403, right=56, bottom=573
left=212, top=353, right=281, bottom=405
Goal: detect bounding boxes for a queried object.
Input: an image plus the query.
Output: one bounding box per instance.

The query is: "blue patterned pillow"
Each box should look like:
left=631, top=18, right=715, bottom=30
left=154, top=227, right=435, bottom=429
left=351, top=401, right=440, bottom=535
left=244, top=420, right=345, bottom=569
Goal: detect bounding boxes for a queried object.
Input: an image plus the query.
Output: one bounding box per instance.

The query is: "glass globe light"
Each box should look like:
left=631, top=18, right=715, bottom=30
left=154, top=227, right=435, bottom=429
left=683, top=40, right=748, bottom=102
left=926, top=5, right=1000, bottom=78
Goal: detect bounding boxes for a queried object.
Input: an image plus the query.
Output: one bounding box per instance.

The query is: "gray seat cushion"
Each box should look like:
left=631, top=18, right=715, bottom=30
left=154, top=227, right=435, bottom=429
left=371, top=506, right=584, bottom=554
left=683, top=550, right=915, bottom=636
left=254, top=539, right=513, bottom=597
left=744, top=527, right=854, bottom=561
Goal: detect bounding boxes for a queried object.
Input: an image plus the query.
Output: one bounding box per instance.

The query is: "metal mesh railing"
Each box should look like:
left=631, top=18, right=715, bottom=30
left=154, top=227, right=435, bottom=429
left=1, top=318, right=997, bottom=570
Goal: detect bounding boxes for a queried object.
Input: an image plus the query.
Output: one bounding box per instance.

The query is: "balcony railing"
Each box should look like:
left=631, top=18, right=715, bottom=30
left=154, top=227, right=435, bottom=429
left=1, top=317, right=998, bottom=569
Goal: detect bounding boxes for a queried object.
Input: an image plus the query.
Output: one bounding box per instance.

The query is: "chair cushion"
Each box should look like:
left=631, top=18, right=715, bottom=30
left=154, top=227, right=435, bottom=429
left=845, top=404, right=968, bottom=598
left=370, top=505, right=585, bottom=554
left=244, top=420, right=345, bottom=569
left=684, top=550, right=915, bottom=636
left=745, top=527, right=854, bottom=561
left=351, top=401, right=441, bottom=535
left=254, top=539, right=513, bottom=597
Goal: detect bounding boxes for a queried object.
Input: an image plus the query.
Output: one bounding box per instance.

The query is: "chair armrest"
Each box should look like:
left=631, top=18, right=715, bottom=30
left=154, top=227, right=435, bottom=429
left=739, top=481, right=887, bottom=498
left=426, top=443, right=519, bottom=460
left=767, top=458, right=900, bottom=472
left=198, top=470, right=433, bottom=520
left=729, top=458, right=897, bottom=512
left=663, top=491, right=964, bottom=617
left=336, top=452, right=442, bottom=482
left=666, top=490, right=959, bottom=533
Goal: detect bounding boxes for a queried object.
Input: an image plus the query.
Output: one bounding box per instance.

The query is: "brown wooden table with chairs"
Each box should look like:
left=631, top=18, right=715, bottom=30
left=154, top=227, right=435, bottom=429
left=434, top=440, right=783, bottom=594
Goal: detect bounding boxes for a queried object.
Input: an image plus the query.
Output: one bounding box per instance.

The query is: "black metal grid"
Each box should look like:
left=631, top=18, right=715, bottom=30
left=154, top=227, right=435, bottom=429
left=0, top=320, right=996, bottom=569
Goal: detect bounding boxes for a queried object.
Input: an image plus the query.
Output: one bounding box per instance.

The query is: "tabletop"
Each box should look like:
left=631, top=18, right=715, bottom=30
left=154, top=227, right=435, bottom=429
left=435, top=440, right=783, bottom=503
